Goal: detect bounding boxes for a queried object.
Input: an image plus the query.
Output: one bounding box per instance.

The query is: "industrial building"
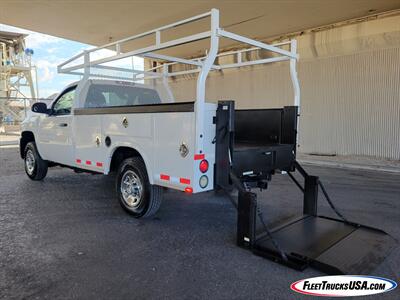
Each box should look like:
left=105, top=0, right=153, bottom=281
left=0, top=30, right=37, bottom=140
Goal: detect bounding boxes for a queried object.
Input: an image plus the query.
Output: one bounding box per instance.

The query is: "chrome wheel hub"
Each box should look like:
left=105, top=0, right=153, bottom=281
left=25, top=149, right=35, bottom=175
left=120, top=170, right=143, bottom=207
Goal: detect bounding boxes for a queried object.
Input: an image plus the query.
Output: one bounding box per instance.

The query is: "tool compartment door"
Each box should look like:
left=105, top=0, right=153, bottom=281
left=153, top=110, right=196, bottom=191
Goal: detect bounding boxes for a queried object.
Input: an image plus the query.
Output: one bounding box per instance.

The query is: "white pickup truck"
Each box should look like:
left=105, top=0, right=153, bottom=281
left=21, top=79, right=216, bottom=217
left=20, top=9, right=300, bottom=218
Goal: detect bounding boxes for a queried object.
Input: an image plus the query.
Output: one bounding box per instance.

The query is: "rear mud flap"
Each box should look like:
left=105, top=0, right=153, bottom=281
left=253, top=215, right=397, bottom=275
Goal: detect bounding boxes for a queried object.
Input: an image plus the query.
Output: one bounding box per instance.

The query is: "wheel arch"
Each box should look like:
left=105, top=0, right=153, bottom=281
left=108, top=145, right=153, bottom=184
left=20, top=131, right=35, bottom=158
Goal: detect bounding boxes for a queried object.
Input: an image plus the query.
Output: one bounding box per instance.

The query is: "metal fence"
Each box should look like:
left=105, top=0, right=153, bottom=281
left=0, top=97, right=51, bottom=144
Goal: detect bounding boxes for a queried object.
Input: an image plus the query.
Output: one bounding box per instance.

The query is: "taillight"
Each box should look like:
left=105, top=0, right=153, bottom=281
left=199, top=159, right=209, bottom=173
left=184, top=187, right=193, bottom=193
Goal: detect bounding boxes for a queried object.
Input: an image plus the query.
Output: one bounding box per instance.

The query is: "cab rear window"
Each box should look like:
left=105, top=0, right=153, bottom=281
left=84, top=84, right=161, bottom=108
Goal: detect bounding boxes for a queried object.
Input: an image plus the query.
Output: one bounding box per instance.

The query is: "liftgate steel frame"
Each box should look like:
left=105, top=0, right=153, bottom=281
left=58, top=8, right=300, bottom=157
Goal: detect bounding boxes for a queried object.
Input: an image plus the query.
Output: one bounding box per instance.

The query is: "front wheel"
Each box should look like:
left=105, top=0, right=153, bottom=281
left=116, top=157, right=162, bottom=218
left=24, top=142, right=48, bottom=180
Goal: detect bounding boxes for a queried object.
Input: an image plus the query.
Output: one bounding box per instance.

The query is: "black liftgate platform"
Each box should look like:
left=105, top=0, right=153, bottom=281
left=214, top=101, right=397, bottom=275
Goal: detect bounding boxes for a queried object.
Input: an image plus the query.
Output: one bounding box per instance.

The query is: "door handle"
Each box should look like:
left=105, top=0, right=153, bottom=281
left=58, top=123, right=68, bottom=127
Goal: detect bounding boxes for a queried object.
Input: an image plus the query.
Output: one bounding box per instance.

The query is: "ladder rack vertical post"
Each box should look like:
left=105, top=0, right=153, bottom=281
left=155, top=31, right=161, bottom=46
left=162, top=64, right=174, bottom=103
left=83, top=50, right=90, bottom=80
left=195, top=8, right=219, bottom=154
left=289, top=39, right=301, bottom=147
left=289, top=39, right=300, bottom=111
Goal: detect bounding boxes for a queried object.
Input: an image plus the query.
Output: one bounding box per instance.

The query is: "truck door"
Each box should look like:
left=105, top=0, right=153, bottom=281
left=73, top=86, right=105, bottom=172
left=38, top=85, right=76, bottom=165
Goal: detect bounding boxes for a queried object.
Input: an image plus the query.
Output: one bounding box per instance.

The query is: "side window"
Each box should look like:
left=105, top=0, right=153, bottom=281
left=84, top=84, right=161, bottom=108
left=53, top=88, right=76, bottom=115
left=85, top=87, right=108, bottom=108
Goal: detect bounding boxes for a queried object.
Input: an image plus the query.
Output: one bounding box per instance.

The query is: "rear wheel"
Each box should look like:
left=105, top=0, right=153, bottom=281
left=24, top=142, right=48, bottom=180
left=116, top=157, right=162, bottom=218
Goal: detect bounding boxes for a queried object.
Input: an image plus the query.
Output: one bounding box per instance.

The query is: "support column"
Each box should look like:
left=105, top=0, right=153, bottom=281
left=303, top=175, right=319, bottom=216
left=237, top=191, right=257, bottom=248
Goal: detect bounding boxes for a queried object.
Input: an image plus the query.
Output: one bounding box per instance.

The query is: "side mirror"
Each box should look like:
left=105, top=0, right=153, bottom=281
left=31, top=102, right=49, bottom=114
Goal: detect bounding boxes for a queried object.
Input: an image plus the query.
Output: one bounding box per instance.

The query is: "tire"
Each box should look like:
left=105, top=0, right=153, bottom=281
left=116, top=157, right=162, bottom=218
left=24, top=141, right=48, bottom=180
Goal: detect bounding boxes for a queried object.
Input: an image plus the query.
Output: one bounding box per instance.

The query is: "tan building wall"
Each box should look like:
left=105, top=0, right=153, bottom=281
left=151, top=13, right=400, bottom=160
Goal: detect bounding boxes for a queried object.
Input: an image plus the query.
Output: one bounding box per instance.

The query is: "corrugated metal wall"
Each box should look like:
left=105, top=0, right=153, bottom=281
left=160, top=14, right=400, bottom=160
left=299, top=47, right=400, bottom=158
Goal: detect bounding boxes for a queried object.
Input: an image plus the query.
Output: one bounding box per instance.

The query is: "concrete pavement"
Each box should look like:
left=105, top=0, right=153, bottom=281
left=0, top=147, right=399, bottom=299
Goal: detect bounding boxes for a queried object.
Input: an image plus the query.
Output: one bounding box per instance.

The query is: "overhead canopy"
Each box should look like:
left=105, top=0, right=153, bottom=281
left=1, top=0, right=399, bottom=57
left=0, top=30, right=27, bottom=45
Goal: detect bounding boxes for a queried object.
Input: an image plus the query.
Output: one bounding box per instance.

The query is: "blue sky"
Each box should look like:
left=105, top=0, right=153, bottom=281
left=0, top=24, right=143, bottom=98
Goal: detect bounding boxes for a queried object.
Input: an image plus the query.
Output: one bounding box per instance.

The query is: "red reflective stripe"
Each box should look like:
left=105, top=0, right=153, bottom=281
left=160, top=174, right=170, bottom=181
left=86, top=160, right=92, bottom=165
left=96, top=162, right=103, bottom=167
left=194, top=154, right=205, bottom=160
left=180, top=178, right=191, bottom=185
left=76, top=159, right=81, bottom=164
